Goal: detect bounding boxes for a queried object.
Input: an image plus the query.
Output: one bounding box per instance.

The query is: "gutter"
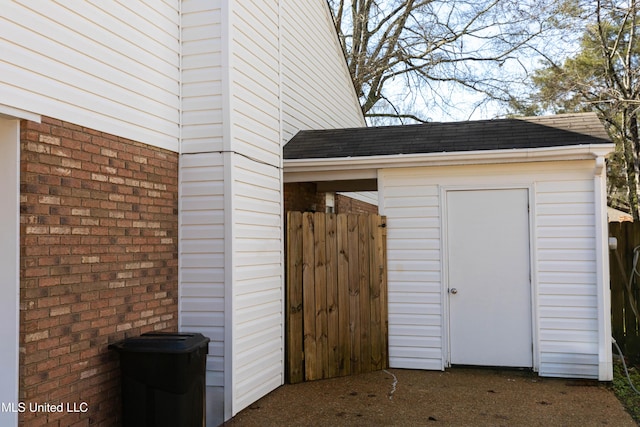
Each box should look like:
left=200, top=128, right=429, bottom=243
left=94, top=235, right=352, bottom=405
left=283, top=143, right=615, bottom=175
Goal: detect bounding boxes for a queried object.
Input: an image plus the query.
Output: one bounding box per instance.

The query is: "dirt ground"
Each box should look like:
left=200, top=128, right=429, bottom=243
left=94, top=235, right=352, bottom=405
left=225, top=368, right=636, bottom=426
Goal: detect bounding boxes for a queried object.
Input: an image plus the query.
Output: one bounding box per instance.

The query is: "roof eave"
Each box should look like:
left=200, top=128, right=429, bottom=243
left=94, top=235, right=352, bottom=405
left=283, top=143, right=614, bottom=182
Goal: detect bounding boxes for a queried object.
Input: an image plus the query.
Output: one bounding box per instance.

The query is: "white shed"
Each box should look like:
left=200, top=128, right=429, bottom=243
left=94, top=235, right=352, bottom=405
left=284, top=113, right=615, bottom=380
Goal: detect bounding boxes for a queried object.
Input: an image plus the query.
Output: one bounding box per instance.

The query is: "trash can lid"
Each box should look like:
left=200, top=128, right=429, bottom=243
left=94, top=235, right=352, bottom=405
left=108, top=332, right=210, bottom=354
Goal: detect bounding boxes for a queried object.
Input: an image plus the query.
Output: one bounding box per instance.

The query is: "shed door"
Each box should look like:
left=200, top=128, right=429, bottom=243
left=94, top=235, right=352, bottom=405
left=447, top=189, right=532, bottom=367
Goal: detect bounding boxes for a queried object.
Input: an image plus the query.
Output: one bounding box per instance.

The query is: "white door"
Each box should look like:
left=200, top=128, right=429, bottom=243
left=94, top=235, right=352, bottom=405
left=447, top=189, right=532, bottom=367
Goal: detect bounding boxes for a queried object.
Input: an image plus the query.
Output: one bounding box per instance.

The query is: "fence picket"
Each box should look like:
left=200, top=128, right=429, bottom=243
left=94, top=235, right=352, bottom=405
left=314, top=212, right=329, bottom=379
left=358, top=215, right=371, bottom=373
left=348, top=214, right=361, bottom=374
left=337, top=214, right=351, bottom=377
left=369, top=214, right=384, bottom=370
left=302, top=213, right=317, bottom=381
left=325, top=213, right=340, bottom=378
left=286, top=212, right=303, bottom=384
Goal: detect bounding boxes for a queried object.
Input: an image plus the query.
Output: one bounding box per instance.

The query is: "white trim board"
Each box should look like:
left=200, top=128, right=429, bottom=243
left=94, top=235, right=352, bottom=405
left=0, top=118, right=20, bottom=427
left=440, top=185, right=537, bottom=371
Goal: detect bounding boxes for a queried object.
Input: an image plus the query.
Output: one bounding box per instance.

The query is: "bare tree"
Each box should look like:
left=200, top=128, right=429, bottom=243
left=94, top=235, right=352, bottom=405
left=329, top=0, right=575, bottom=123
left=520, top=0, right=640, bottom=219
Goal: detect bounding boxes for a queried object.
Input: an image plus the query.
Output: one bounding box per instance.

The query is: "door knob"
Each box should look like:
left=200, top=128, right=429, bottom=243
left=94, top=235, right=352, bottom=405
left=449, top=288, right=458, bottom=294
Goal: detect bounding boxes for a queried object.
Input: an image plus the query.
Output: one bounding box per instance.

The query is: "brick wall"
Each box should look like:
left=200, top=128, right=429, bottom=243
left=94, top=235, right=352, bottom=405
left=284, top=182, right=377, bottom=214
left=19, top=117, right=179, bottom=426
left=335, top=194, right=378, bottom=214
left=283, top=183, right=326, bottom=213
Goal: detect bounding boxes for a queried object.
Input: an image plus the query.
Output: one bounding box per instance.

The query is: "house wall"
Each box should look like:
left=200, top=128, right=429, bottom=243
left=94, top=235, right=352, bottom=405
left=280, top=0, right=366, bottom=139
left=179, top=151, right=226, bottom=422
left=379, top=160, right=610, bottom=379
left=231, top=156, right=283, bottom=411
left=178, top=0, right=366, bottom=422
left=0, top=0, right=366, bottom=424
left=0, top=1, right=181, bottom=152
left=178, top=1, right=227, bottom=422
left=20, top=117, right=179, bottom=426
left=181, top=0, right=224, bottom=155
left=227, top=1, right=283, bottom=414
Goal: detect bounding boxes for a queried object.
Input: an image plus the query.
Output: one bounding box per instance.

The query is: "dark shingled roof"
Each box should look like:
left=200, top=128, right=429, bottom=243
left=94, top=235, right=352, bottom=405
left=283, top=113, right=611, bottom=160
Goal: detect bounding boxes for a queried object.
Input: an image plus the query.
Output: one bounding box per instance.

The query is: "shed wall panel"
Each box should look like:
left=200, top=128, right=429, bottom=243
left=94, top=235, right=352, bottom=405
left=536, top=178, right=599, bottom=378
left=381, top=172, right=443, bottom=370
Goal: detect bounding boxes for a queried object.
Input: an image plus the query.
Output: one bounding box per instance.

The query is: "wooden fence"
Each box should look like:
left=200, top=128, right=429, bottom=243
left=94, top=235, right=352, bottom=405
left=609, top=221, right=640, bottom=349
left=286, top=212, right=388, bottom=384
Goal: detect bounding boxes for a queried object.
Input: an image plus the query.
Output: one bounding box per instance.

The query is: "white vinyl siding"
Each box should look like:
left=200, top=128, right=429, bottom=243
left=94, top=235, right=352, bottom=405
left=178, top=152, right=225, bottom=410
left=228, top=0, right=283, bottom=415
left=379, top=161, right=604, bottom=379
left=179, top=2, right=227, bottom=424
left=232, top=156, right=283, bottom=411
left=181, top=0, right=224, bottom=154
left=177, top=0, right=366, bottom=422
left=536, top=179, right=599, bottom=378
left=230, top=0, right=280, bottom=165
left=225, top=0, right=365, bottom=416
left=280, top=0, right=365, bottom=141
left=0, top=0, right=180, bottom=151
left=380, top=177, right=443, bottom=370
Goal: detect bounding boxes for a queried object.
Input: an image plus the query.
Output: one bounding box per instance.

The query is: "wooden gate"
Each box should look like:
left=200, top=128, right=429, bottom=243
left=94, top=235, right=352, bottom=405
left=286, top=212, right=388, bottom=383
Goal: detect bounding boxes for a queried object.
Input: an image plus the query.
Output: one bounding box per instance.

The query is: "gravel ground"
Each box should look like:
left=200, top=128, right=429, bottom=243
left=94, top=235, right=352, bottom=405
left=225, top=368, right=636, bottom=426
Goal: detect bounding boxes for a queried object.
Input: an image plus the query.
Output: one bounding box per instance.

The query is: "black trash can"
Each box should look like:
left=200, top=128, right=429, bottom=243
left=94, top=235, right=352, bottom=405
left=109, top=332, right=210, bottom=427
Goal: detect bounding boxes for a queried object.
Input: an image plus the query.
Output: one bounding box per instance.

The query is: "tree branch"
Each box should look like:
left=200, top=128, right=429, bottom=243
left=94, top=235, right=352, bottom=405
left=366, top=113, right=429, bottom=123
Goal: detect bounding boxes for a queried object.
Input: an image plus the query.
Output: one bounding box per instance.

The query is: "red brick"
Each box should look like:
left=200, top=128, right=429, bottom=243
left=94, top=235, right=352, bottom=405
left=20, top=116, right=178, bottom=426
left=49, top=345, right=70, bottom=358
left=284, top=182, right=378, bottom=214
